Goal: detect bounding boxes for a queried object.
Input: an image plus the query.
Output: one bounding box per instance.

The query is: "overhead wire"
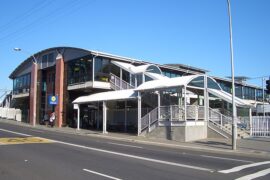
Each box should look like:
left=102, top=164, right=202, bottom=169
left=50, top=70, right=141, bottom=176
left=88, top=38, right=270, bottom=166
left=0, top=0, right=54, bottom=33
left=0, top=0, right=94, bottom=44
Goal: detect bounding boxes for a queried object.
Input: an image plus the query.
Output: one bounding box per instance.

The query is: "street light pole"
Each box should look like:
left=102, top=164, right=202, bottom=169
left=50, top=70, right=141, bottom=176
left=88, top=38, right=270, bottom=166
left=262, top=78, right=265, bottom=118
left=14, top=48, right=37, bottom=63
left=227, top=0, right=237, bottom=150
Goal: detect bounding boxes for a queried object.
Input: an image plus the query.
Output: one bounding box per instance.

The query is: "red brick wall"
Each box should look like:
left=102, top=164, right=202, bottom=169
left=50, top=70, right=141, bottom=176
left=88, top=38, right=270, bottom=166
left=29, top=63, right=38, bottom=126
left=55, top=54, right=64, bottom=127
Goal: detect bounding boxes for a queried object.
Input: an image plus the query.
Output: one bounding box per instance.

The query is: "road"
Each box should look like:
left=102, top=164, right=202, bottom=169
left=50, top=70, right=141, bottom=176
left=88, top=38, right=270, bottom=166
left=0, top=121, right=270, bottom=180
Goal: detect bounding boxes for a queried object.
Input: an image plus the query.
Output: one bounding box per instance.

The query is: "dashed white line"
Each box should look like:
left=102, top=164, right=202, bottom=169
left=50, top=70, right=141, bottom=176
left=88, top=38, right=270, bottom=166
left=200, top=155, right=253, bottom=163
left=83, top=169, right=122, bottom=180
left=107, top=142, right=143, bottom=149
left=219, top=161, right=270, bottom=174
left=0, top=128, right=31, bottom=137
left=235, top=168, right=270, bottom=180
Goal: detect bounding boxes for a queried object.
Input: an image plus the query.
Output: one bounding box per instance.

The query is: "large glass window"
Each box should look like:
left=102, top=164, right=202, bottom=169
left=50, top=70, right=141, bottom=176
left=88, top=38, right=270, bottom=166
left=13, top=73, right=31, bottom=94
left=243, top=86, right=255, bottom=100
left=67, top=55, right=92, bottom=85
left=162, top=70, right=182, bottom=78
left=235, top=85, right=242, bottom=98
left=122, top=69, right=130, bottom=83
left=218, top=81, right=231, bottom=93
left=145, top=75, right=153, bottom=82
left=207, top=77, right=221, bottom=90
left=111, top=64, right=120, bottom=77
left=188, top=76, right=204, bottom=88
left=137, top=74, right=143, bottom=86
left=146, top=65, right=161, bottom=74
left=94, top=57, right=110, bottom=82
left=256, top=89, right=263, bottom=101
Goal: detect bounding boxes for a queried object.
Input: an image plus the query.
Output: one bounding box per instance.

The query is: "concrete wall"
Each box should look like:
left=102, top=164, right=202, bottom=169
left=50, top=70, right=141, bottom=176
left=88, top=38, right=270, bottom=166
left=146, top=123, right=207, bottom=142
left=207, top=127, right=226, bottom=139
left=0, top=107, right=22, bottom=121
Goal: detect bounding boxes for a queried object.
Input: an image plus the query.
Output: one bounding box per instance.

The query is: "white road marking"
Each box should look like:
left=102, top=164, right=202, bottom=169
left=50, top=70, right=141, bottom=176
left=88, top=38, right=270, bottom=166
left=54, top=140, right=214, bottom=172
left=235, top=168, right=270, bottom=180
left=29, top=129, right=44, bottom=133
left=83, top=169, right=122, bottom=180
left=200, top=155, right=254, bottom=163
left=107, top=142, right=143, bottom=149
left=0, top=128, right=31, bottom=137
left=219, top=161, right=270, bottom=174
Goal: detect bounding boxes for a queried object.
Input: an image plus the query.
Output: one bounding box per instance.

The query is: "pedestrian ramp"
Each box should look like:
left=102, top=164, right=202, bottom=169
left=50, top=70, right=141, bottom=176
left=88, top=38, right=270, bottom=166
left=0, top=137, right=55, bottom=145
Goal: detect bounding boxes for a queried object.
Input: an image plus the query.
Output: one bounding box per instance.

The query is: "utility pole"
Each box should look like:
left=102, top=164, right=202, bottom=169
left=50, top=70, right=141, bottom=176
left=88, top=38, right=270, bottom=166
left=227, top=0, right=237, bottom=150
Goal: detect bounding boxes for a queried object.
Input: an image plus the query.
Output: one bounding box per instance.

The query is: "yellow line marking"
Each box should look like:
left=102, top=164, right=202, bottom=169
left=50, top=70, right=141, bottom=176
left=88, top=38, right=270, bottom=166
left=0, top=137, right=54, bottom=145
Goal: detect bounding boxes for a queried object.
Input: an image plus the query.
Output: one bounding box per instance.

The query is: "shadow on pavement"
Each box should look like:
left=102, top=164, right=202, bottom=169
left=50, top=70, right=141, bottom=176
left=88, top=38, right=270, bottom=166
left=193, top=140, right=232, bottom=150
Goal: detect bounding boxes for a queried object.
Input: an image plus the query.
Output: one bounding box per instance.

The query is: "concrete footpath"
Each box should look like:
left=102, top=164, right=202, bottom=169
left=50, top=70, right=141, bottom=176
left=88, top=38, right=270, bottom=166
left=1, top=119, right=270, bottom=157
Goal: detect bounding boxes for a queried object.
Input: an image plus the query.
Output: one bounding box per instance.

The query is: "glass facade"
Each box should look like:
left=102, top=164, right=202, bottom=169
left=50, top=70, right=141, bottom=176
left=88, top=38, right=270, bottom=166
left=122, top=69, right=130, bottom=83
left=67, top=55, right=92, bottom=85
left=162, top=70, right=182, bottom=78
left=146, top=65, right=161, bottom=74
left=13, top=73, right=31, bottom=94
left=243, top=86, right=255, bottom=100
left=256, top=89, right=263, bottom=101
left=94, top=57, right=110, bottom=82
left=235, top=85, right=242, bottom=98
left=207, top=77, right=221, bottom=90
left=188, top=76, right=204, bottom=88
left=218, top=81, right=231, bottom=93
left=217, top=80, right=262, bottom=101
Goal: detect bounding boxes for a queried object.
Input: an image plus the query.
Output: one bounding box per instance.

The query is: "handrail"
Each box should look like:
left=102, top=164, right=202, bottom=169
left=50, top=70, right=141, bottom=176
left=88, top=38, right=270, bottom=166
left=110, top=73, right=135, bottom=90
left=141, top=107, right=159, bottom=132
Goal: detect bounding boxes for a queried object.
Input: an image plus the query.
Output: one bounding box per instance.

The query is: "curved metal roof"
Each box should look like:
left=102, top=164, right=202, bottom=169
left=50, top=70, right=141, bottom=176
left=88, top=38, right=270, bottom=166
left=9, top=46, right=91, bottom=79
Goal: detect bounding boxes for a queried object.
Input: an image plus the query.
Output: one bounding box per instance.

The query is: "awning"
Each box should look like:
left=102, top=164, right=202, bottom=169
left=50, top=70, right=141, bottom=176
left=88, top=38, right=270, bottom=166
left=111, top=61, right=162, bottom=75
left=207, top=88, right=253, bottom=108
left=144, top=72, right=169, bottom=80
left=73, top=89, right=137, bottom=104
left=136, top=75, right=200, bottom=91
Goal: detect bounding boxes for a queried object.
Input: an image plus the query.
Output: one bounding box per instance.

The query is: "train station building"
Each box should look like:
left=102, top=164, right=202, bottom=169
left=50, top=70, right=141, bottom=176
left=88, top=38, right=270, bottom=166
left=8, top=47, right=268, bottom=141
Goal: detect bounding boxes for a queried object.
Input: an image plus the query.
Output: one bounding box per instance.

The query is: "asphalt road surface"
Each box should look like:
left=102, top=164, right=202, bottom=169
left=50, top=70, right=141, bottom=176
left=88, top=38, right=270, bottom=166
left=0, top=122, right=270, bottom=180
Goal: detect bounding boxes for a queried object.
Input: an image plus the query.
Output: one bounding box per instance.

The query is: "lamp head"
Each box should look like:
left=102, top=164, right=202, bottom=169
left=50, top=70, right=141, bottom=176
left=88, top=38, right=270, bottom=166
left=13, top=48, right=22, bottom=51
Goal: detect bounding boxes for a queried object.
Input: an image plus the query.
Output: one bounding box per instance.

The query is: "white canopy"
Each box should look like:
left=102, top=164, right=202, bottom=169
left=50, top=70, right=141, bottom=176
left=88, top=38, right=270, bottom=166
left=136, top=75, right=200, bottom=91
left=73, top=89, right=137, bottom=104
left=111, top=61, right=162, bottom=75
left=207, top=88, right=252, bottom=107
left=144, top=72, right=169, bottom=80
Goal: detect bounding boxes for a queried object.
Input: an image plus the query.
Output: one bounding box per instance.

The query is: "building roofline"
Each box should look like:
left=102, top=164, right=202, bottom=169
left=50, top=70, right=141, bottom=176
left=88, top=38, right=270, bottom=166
left=164, top=63, right=208, bottom=73
left=9, top=46, right=263, bottom=90
left=212, top=75, right=262, bottom=89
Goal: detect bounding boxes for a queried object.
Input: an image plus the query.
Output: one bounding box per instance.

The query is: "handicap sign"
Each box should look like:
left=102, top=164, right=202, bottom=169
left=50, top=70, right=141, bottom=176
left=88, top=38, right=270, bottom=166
left=49, top=95, right=58, bottom=105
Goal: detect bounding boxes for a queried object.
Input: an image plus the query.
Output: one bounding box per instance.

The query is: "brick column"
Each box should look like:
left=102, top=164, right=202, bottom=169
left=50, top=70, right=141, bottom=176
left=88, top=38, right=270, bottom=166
left=29, top=63, right=38, bottom=126
left=55, top=53, right=64, bottom=127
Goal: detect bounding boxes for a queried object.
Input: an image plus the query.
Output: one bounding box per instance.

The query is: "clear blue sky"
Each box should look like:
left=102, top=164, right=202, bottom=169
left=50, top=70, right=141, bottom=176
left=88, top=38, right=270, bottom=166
left=0, top=0, right=269, bottom=91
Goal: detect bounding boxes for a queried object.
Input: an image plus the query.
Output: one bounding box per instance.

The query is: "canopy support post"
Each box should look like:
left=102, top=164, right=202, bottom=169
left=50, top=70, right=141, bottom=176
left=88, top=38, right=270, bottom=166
left=137, top=92, right=142, bottom=135
left=103, top=101, right=107, bottom=134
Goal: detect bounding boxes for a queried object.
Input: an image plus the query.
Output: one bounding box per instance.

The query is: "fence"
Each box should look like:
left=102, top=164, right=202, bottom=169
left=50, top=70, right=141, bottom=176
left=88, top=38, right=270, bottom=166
left=251, top=116, right=270, bottom=137
left=141, top=107, right=158, bottom=132
left=0, top=107, right=22, bottom=121
left=110, top=73, right=134, bottom=90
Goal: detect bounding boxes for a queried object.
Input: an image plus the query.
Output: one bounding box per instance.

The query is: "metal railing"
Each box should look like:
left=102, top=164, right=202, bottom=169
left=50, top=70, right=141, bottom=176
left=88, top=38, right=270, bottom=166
left=208, top=108, right=232, bottom=134
left=141, top=107, right=158, bottom=132
left=110, top=73, right=135, bottom=90
left=251, top=116, right=270, bottom=137
left=141, top=105, right=205, bottom=132
left=159, top=105, right=185, bottom=121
